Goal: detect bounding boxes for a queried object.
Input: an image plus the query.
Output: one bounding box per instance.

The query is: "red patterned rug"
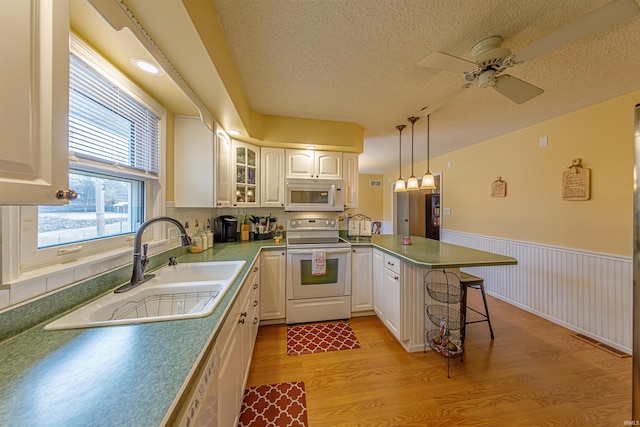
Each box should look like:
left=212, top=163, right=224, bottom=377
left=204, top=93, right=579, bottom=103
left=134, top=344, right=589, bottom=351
left=286, top=321, right=360, bottom=356
left=238, top=381, right=308, bottom=427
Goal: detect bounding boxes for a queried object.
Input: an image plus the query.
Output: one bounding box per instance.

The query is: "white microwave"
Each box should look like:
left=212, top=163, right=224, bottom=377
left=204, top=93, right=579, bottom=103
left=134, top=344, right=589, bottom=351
left=285, top=179, right=344, bottom=212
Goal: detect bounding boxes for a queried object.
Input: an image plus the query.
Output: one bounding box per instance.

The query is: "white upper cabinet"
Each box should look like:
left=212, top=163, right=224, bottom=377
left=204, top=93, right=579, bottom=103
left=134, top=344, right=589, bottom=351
left=0, top=0, right=70, bottom=205
left=232, top=140, right=260, bottom=207
left=342, top=153, right=359, bottom=208
left=174, top=116, right=215, bottom=207
left=215, top=130, right=232, bottom=207
left=260, top=147, right=285, bottom=207
left=285, top=149, right=342, bottom=180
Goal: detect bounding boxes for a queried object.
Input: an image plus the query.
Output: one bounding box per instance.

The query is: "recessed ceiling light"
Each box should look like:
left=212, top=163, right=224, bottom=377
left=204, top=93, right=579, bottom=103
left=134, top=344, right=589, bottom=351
left=130, top=57, right=164, bottom=76
left=228, top=129, right=242, bottom=136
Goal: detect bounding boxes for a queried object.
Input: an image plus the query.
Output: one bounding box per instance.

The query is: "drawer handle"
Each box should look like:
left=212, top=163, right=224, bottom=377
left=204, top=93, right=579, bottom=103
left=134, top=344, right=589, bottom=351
left=253, top=300, right=258, bottom=307
left=239, top=318, right=245, bottom=324
left=253, top=267, right=259, bottom=272
left=240, top=311, right=247, bottom=318
left=253, top=318, right=259, bottom=325
left=253, top=283, right=259, bottom=289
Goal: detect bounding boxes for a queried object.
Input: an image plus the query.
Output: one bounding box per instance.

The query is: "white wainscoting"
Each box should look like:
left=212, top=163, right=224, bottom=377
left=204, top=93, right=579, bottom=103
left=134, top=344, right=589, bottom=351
left=442, top=230, right=633, bottom=354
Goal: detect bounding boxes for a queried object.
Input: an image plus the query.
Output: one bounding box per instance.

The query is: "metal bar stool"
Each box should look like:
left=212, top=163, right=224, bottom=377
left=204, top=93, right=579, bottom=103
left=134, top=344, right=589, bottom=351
left=459, top=272, right=494, bottom=339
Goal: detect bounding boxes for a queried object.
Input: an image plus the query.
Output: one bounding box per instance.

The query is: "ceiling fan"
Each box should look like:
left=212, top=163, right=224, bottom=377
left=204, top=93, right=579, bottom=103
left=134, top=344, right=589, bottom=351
left=417, top=0, right=640, bottom=115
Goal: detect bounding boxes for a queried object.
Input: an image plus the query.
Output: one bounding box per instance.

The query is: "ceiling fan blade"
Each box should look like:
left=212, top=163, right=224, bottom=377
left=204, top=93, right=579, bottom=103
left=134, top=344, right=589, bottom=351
left=418, top=84, right=471, bottom=116
left=416, top=51, right=476, bottom=73
left=493, top=75, right=544, bottom=104
left=514, top=0, right=640, bottom=63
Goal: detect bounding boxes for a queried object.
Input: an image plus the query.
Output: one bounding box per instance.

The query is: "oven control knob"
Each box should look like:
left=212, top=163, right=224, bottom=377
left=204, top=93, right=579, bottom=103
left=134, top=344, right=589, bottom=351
left=290, top=220, right=297, bottom=227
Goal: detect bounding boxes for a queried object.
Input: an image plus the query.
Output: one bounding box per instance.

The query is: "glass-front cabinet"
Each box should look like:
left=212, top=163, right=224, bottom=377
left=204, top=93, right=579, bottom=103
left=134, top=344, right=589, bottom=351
left=232, top=140, right=260, bottom=206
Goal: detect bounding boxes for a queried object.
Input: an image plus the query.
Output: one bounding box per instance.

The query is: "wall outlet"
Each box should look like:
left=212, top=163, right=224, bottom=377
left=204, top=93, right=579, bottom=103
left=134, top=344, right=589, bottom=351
left=443, top=207, right=451, bottom=215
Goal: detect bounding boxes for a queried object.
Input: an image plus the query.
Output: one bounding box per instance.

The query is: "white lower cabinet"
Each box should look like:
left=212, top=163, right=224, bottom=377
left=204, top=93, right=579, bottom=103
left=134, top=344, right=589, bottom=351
left=372, top=250, right=402, bottom=340
left=177, top=257, right=260, bottom=427
left=259, top=250, right=286, bottom=322
left=372, top=249, right=384, bottom=317
left=351, top=247, right=373, bottom=312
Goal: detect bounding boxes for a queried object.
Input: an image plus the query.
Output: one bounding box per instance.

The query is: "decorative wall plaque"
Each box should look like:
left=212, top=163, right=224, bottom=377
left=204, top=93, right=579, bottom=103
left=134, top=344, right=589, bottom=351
left=562, top=158, right=590, bottom=201
left=491, top=176, right=506, bottom=198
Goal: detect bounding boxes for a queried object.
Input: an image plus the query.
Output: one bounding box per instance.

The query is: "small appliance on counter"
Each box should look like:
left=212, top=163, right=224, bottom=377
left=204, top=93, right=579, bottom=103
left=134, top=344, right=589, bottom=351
left=214, top=215, right=238, bottom=242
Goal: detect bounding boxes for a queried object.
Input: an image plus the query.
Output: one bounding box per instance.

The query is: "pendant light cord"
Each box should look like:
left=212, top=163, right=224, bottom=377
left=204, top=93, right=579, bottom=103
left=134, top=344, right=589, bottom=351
left=396, top=124, right=406, bottom=178
left=408, top=116, right=419, bottom=176
left=427, top=114, right=430, bottom=172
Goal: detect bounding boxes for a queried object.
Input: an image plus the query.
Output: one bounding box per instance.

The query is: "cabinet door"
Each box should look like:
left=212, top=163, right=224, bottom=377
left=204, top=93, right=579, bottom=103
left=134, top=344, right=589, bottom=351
left=285, top=149, right=315, bottom=179
left=0, top=0, right=70, bottom=205
left=372, top=249, right=384, bottom=318
left=259, top=251, right=286, bottom=320
left=260, top=147, right=285, bottom=207
left=315, top=151, right=342, bottom=179
left=343, top=153, right=359, bottom=208
left=215, top=131, right=232, bottom=207
left=174, top=116, right=214, bottom=207
left=217, top=319, right=241, bottom=427
left=351, top=247, right=372, bottom=312
left=383, top=267, right=402, bottom=339
left=232, top=140, right=260, bottom=207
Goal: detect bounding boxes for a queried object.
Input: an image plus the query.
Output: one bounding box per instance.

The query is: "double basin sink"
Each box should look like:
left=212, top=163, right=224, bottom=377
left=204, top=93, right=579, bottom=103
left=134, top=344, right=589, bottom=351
left=45, top=260, right=246, bottom=330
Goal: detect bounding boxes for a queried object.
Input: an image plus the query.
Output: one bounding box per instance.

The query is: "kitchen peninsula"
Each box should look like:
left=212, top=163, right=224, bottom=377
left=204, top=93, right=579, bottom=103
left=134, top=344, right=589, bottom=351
left=0, top=236, right=515, bottom=426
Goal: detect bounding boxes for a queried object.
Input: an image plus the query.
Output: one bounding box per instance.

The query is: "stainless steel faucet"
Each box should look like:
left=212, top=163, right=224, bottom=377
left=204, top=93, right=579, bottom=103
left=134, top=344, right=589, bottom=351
left=115, top=216, right=191, bottom=293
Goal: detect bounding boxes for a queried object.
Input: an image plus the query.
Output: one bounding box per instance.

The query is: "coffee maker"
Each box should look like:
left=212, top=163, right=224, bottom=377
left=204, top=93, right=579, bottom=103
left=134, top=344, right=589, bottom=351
left=214, top=215, right=238, bottom=242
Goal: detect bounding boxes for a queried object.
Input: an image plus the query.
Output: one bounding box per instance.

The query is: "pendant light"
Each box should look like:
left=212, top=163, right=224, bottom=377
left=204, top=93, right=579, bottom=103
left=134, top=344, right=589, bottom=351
left=406, top=116, right=420, bottom=191
left=394, top=124, right=407, bottom=193
left=420, top=114, right=437, bottom=190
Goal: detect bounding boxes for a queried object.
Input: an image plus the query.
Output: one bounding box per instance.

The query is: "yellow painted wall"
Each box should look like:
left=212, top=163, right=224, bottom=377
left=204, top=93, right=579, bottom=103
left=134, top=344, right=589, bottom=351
left=356, top=174, right=384, bottom=221
left=384, top=91, right=639, bottom=256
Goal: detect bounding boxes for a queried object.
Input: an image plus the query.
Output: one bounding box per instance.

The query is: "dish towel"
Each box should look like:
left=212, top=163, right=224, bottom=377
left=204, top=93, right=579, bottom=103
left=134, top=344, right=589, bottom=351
left=312, top=249, right=326, bottom=276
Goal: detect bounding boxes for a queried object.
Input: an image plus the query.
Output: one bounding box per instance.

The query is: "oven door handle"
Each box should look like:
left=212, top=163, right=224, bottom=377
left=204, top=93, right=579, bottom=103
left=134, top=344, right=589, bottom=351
left=287, top=247, right=352, bottom=255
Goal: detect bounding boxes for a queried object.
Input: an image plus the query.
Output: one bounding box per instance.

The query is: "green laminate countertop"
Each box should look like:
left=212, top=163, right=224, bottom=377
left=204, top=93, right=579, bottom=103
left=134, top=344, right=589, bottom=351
left=0, top=239, right=284, bottom=427
left=0, top=234, right=514, bottom=427
left=345, top=234, right=517, bottom=269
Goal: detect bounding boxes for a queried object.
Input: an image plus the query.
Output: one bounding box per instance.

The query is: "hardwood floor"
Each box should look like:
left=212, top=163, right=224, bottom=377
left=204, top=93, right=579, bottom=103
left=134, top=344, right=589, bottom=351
left=247, top=292, right=632, bottom=426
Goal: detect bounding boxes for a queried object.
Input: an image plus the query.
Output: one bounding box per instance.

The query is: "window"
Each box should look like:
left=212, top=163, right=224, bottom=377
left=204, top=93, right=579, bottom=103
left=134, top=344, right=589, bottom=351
left=15, top=34, right=166, bottom=273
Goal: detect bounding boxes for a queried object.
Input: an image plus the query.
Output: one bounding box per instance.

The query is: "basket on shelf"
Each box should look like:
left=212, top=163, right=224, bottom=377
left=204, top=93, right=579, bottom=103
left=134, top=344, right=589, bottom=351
left=426, top=329, right=464, bottom=358
left=425, top=304, right=463, bottom=331
left=426, top=280, right=462, bottom=304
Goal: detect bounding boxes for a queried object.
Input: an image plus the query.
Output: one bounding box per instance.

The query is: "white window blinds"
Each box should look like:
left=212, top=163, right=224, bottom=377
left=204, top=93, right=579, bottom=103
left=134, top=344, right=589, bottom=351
left=69, top=53, right=160, bottom=175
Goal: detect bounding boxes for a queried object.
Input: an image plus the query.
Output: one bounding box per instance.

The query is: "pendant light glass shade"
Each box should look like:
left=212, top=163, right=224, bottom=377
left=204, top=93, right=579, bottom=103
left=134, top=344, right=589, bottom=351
left=394, top=124, right=407, bottom=193
left=420, top=114, right=437, bottom=190
left=406, top=116, right=420, bottom=191
left=421, top=172, right=436, bottom=189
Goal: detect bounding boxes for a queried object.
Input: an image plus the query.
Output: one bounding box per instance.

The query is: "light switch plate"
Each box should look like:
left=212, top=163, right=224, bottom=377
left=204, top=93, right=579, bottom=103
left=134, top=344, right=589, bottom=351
left=443, top=207, right=451, bottom=215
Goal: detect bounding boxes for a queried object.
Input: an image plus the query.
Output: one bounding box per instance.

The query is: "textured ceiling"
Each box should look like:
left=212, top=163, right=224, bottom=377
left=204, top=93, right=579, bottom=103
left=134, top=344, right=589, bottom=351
left=211, top=0, right=640, bottom=174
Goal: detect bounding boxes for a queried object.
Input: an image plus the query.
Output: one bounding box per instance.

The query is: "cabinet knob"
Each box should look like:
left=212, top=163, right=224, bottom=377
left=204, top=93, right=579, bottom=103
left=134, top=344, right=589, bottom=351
left=55, top=189, right=78, bottom=201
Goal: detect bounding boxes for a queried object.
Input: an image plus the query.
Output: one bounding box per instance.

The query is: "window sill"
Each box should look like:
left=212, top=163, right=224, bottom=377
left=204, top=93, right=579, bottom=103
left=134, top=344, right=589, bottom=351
left=1, top=238, right=177, bottom=311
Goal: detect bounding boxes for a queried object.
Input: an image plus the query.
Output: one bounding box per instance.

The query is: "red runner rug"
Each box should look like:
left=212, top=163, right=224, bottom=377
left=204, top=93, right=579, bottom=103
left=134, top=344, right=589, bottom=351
left=286, top=321, right=360, bottom=356
left=238, top=381, right=308, bottom=427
